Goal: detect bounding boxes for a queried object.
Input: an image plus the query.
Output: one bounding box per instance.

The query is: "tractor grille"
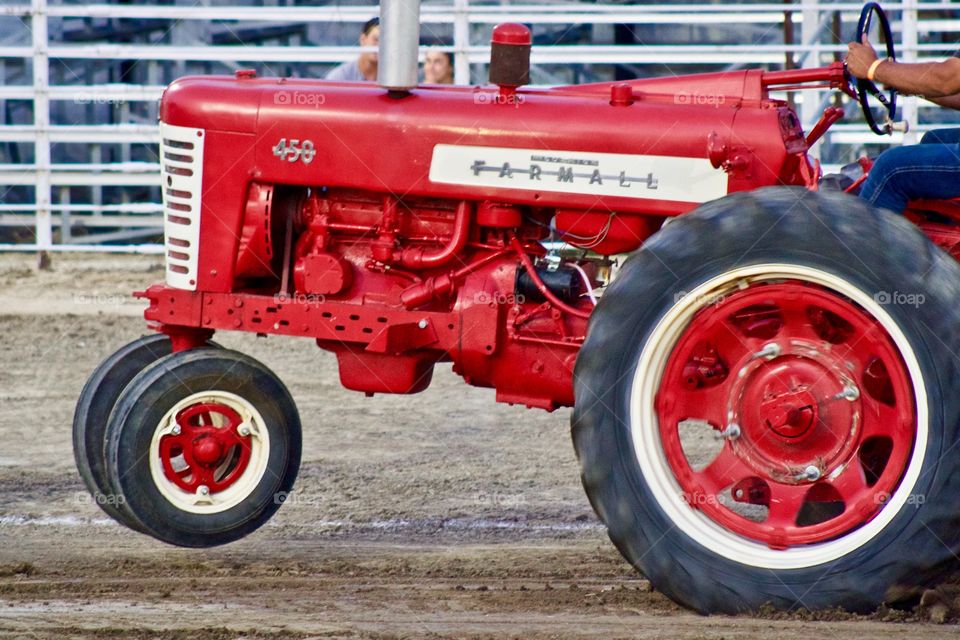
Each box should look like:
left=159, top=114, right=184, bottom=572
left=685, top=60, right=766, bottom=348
left=159, top=122, right=204, bottom=291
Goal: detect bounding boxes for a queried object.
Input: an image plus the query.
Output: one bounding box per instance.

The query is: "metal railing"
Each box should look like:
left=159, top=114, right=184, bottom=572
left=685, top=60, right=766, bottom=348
left=1, top=1, right=958, bottom=253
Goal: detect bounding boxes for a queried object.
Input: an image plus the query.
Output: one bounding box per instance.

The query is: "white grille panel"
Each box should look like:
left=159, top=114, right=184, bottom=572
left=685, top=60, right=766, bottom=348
left=159, top=122, right=204, bottom=290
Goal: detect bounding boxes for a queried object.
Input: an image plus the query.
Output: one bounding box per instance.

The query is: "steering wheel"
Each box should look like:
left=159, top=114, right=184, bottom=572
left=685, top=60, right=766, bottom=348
left=853, top=2, right=897, bottom=135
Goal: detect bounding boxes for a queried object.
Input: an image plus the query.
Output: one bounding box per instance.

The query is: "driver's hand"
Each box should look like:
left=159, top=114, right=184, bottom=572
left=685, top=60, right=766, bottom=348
left=846, top=34, right=879, bottom=79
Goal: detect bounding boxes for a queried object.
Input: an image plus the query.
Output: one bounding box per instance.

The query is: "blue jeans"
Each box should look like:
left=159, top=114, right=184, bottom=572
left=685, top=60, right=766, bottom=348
left=859, top=128, right=960, bottom=213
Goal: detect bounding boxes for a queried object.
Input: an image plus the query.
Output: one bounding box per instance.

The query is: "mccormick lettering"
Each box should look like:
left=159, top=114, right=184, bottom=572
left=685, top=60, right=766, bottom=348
left=530, top=155, right=599, bottom=167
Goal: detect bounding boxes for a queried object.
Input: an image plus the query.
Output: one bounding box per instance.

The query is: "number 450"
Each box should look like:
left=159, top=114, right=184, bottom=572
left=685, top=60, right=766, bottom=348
left=272, top=138, right=316, bottom=165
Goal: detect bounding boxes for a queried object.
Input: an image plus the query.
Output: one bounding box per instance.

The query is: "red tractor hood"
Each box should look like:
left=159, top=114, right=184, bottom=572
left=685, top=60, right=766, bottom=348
left=159, top=71, right=801, bottom=215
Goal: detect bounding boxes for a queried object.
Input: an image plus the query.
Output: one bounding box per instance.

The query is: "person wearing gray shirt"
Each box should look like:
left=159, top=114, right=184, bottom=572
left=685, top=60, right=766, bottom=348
left=326, top=17, right=380, bottom=82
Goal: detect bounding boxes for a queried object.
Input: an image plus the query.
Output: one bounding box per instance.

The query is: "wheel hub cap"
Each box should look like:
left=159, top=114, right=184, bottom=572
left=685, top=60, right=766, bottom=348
left=656, top=280, right=916, bottom=548
left=192, top=436, right=224, bottom=465
left=760, top=394, right=813, bottom=439
left=732, top=348, right=860, bottom=484
left=158, top=402, right=253, bottom=495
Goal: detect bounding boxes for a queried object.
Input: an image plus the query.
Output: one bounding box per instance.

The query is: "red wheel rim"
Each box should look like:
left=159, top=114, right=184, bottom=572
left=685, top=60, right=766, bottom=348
left=656, top=280, right=916, bottom=548
left=159, top=402, right=254, bottom=495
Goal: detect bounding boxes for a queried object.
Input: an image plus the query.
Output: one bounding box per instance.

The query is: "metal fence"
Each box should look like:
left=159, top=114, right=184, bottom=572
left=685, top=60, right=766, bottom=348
left=1, top=1, right=959, bottom=253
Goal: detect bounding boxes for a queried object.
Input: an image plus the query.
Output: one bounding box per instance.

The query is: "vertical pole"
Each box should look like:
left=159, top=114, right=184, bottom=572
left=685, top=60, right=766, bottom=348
left=783, top=0, right=796, bottom=112
left=31, top=0, right=52, bottom=265
left=801, top=0, right=821, bottom=162
left=831, top=11, right=843, bottom=108
left=783, top=0, right=795, bottom=71
left=120, top=99, right=131, bottom=211
left=901, top=0, right=919, bottom=144
left=59, top=185, right=70, bottom=243
left=453, top=0, right=470, bottom=85
left=378, top=0, right=421, bottom=91
left=0, top=59, right=6, bottom=140
left=92, top=145, right=102, bottom=214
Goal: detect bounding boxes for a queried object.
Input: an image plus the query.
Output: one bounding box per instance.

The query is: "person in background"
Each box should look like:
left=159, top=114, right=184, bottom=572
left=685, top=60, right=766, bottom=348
left=423, top=49, right=454, bottom=84
left=845, top=35, right=960, bottom=213
left=325, top=17, right=380, bottom=82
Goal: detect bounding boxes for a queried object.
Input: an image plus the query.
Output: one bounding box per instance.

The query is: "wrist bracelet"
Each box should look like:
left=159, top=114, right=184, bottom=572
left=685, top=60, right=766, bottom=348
left=867, top=59, right=884, bottom=82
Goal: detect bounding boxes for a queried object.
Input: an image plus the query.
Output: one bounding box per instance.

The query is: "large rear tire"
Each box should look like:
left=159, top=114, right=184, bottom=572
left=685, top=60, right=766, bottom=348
left=573, top=187, right=960, bottom=613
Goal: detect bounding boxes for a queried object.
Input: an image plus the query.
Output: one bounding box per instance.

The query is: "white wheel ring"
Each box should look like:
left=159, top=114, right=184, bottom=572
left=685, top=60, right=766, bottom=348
left=148, top=390, right=271, bottom=515
left=629, top=263, right=928, bottom=570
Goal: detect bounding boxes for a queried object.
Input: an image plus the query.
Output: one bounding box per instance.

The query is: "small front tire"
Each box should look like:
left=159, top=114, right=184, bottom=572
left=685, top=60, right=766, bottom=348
left=105, top=348, right=302, bottom=547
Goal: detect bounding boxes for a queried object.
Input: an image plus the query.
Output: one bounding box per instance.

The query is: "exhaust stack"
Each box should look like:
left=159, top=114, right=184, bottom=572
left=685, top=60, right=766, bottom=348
left=378, top=0, right=421, bottom=92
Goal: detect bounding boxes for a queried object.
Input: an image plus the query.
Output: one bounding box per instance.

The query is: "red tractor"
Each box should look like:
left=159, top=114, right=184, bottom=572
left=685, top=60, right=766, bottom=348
left=74, top=2, right=960, bottom=613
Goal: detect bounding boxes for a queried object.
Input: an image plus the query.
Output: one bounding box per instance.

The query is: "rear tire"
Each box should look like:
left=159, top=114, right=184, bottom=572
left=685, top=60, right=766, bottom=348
left=105, top=348, right=301, bottom=547
left=573, top=187, right=960, bottom=613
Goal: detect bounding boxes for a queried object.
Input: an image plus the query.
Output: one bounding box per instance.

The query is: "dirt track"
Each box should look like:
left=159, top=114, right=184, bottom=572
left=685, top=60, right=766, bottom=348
left=1, top=253, right=958, bottom=639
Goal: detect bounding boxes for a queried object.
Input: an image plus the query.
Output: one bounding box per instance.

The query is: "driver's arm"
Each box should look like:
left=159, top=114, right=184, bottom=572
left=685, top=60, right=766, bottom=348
left=927, top=94, right=960, bottom=111
left=846, top=36, right=960, bottom=99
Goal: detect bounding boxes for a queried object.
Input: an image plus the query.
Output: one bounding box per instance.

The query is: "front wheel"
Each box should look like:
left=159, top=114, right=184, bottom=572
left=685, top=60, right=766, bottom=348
left=105, top=348, right=302, bottom=547
left=573, top=187, right=960, bottom=613
left=73, top=334, right=219, bottom=531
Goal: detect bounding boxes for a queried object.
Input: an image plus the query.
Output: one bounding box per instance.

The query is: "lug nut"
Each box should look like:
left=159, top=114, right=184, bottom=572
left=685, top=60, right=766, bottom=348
left=171, top=425, right=181, bottom=436
left=716, top=423, right=741, bottom=440
left=197, top=485, right=210, bottom=496
left=752, top=343, right=781, bottom=360
left=238, top=424, right=251, bottom=437
left=796, top=465, right=821, bottom=482
left=417, top=319, right=428, bottom=329
left=832, top=383, right=860, bottom=402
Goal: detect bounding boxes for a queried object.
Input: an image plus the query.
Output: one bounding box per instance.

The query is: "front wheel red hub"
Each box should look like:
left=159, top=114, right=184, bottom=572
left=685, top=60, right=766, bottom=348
left=158, top=402, right=253, bottom=495
left=656, top=280, right=916, bottom=548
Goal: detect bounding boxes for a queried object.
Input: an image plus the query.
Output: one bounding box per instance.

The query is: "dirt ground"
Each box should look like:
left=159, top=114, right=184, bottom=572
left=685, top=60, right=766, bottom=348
left=0, top=252, right=958, bottom=639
